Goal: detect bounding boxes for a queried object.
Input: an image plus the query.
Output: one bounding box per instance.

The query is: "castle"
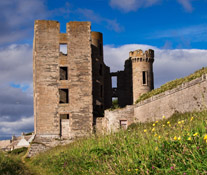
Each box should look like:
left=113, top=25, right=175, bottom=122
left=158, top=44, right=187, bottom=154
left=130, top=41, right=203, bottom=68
left=33, top=20, right=154, bottom=139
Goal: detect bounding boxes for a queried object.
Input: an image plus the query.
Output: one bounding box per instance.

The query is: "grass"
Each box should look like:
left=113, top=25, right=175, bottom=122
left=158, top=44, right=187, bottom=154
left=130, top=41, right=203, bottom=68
left=25, top=110, right=207, bottom=175
left=136, top=67, right=207, bottom=104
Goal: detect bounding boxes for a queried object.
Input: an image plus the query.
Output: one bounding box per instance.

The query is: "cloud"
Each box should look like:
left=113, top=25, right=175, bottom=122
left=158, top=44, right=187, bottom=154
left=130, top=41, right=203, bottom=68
left=104, top=44, right=207, bottom=88
left=0, top=0, right=48, bottom=45
left=109, top=0, right=161, bottom=12
left=177, top=0, right=193, bottom=12
left=77, top=8, right=123, bottom=32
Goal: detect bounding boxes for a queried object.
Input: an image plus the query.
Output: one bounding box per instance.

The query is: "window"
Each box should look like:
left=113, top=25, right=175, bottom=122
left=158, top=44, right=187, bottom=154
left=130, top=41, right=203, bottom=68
left=59, top=89, right=69, bottom=103
left=142, top=71, right=148, bottom=85
left=60, top=67, right=68, bottom=80
left=59, top=44, right=67, bottom=55
left=99, top=43, right=103, bottom=56
left=60, top=114, right=69, bottom=119
left=99, top=64, right=103, bottom=76
left=112, top=76, right=117, bottom=88
left=120, top=120, right=127, bottom=130
left=100, top=85, right=103, bottom=98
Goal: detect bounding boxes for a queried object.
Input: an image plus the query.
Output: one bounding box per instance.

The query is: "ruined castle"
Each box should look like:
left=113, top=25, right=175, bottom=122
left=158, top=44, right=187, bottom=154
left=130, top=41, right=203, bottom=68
left=33, top=20, right=154, bottom=139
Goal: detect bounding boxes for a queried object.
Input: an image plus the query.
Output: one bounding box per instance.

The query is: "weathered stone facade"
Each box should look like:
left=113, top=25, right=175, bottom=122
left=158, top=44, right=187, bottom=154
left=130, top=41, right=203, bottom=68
left=33, top=20, right=154, bottom=140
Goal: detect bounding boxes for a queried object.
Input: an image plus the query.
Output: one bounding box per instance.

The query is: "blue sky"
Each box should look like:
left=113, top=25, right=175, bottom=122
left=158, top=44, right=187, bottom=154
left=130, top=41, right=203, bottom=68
left=0, top=0, right=207, bottom=140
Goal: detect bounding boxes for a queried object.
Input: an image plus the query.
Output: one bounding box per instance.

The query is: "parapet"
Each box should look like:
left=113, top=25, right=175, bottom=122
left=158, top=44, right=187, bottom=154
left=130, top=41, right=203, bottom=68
left=129, top=49, right=154, bottom=63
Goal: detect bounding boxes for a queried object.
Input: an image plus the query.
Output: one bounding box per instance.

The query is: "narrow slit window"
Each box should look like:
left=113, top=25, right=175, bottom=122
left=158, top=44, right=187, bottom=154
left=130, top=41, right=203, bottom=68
left=112, top=76, right=117, bottom=88
left=142, top=71, right=147, bottom=85
left=99, top=64, right=103, bottom=76
left=59, top=89, right=69, bottom=103
left=99, top=43, right=103, bottom=56
left=60, top=67, right=68, bottom=80
left=60, top=114, right=69, bottom=119
left=59, top=44, right=67, bottom=55
left=100, top=85, right=103, bottom=98
left=120, top=120, right=127, bottom=130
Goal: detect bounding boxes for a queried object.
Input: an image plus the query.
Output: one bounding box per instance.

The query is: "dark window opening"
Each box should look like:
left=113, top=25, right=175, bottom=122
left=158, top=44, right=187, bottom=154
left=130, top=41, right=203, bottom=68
left=60, top=44, right=67, bottom=55
left=142, top=71, right=147, bottom=85
left=59, top=89, right=69, bottom=103
left=60, top=114, right=69, bottom=119
left=99, top=64, right=103, bottom=76
left=60, top=67, right=68, bottom=80
left=120, top=120, right=127, bottom=130
left=99, top=43, right=103, bottom=56
left=100, top=85, right=103, bottom=98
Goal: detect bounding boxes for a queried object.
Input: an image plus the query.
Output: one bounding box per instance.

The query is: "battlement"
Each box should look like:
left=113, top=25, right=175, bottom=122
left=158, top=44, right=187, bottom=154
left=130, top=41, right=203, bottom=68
left=129, top=49, right=154, bottom=63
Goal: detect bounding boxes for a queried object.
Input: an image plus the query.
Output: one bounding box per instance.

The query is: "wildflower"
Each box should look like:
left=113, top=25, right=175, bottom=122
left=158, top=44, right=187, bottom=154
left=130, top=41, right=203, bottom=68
left=144, top=129, right=147, bottom=133
left=154, top=134, right=158, bottom=137
left=135, top=169, right=138, bottom=171
left=178, top=136, right=181, bottom=141
left=153, top=123, right=156, bottom=126
left=152, top=128, right=155, bottom=132
left=155, top=121, right=158, bottom=123
left=163, top=124, right=165, bottom=127
left=170, top=166, right=174, bottom=170
left=169, top=124, right=171, bottom=127
left=162, top=115, right=165, bottom=119
left=187, top=137, right=192, bottom=141
left=190, top=117, right=194, bottom=121
left=203, top=134, right=207, bottom=140
left=174, top=136, right=177, bottom=141
left=158, top=136, right=161, bottom=139
left=167, top=121, right=170, bottom=124
left=181, top=120, right=185, bottom=124
left=178, top=121, right=181, bottom=124
left=155, top=147, right=158, bottom=151
left=183, top=173, right=186, bottom=175
left=128, top=169, right=130, bottom=172
left=152, top=166, right=155, bottom=169
left=187, top=133, right=190, bottom=136
left=193, top=132, right=198, bottom=137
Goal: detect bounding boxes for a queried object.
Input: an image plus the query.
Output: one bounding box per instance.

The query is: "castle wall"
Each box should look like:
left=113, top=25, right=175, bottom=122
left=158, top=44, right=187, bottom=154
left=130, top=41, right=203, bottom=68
left=34, top=21, right=93, bottom=138
left=104, top=65, right=112, bottom=109
left=104, top=75, right=207, bottom=132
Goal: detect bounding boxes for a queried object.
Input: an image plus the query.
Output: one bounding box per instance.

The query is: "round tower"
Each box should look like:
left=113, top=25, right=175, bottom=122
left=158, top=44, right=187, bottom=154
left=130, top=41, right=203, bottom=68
left=130, top=49, right=154, bottom=103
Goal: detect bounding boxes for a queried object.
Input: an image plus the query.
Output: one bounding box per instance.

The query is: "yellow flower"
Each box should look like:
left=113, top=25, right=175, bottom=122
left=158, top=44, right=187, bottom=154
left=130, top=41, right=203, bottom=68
left=155, top=121, right=158, bottom=123
left=167, top=121, right=170, bottom=124
left=158, top=136, right=161, bottom=139
left=135, top=169, right=138, bottom=171
left=152, top=128, right=155, bottom=132
left=193, top=132, right=198, bottom=137
left=163, top=124, right=165, bottom=127
left=187, top=137, right=192, bottom=141
left=162, top=115, right=165, bottom=119
left=190, top=117, right=194, bottom=121
left=169, top=124, right=171, bottom=127
left=154, top=134, right=158, bottom=137
left=178, top=136, right=181, bottom=141
left=153, top=123, right=156, bottom=126
left=174, top=136, right=177, bottom=140
left=187, top=133, right=190, bottom=136
left=182, top=120, right=185, bottom=123
left=144, top=129, right=147, bottom=133
left=203, top=134, right=207, bottom=140
left=178, top=121, right=181, bottom=124
left=128, top=169, right=130, bottom=172
left=155, top=147, right=158, bottom=151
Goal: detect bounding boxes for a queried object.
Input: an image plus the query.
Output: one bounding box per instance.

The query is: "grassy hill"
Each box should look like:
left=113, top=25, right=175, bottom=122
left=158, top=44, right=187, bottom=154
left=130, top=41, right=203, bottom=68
left=1, top=111, right=207, bottom=174
left=136, top=67, right=207, bottom=104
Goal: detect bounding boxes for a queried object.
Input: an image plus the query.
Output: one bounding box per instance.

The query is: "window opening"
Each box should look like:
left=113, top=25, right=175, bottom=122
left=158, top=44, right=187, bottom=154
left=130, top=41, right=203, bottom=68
left=60, top=114, right=69, bottom=119
left=99, top=43, right=103, bottom=56
left=99, top=64, right=103, bottom=76
left=142, top=71, right=147, bottom=85
left=120, top=120, right=127, bottom=130
left=100, top=85, right=103, bottom=98
left=60, top=67, right=68, bottom=80
left=59, top=44, right=67, bottom=55
left=59, top=89, right=69, bottom=103
left=112, top=76, right=117, bottom=88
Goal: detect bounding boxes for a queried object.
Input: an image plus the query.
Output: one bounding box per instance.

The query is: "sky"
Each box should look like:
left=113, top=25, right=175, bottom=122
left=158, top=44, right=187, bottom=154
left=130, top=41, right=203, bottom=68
left=0, top=0, right=207, bottom=140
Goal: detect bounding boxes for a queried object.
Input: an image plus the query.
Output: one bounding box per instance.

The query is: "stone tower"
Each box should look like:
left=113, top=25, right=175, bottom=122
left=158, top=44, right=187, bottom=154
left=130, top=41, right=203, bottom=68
left=130, top=49, right=154, bottom=103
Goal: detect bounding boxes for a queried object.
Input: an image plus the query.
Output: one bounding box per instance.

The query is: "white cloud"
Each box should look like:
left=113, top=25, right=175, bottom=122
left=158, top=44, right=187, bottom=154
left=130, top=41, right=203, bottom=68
left=177, top=0, right=193, bottom=12
left=109, top=0, right=161, bottom=12
left=104, top=44, right=207, bottom=88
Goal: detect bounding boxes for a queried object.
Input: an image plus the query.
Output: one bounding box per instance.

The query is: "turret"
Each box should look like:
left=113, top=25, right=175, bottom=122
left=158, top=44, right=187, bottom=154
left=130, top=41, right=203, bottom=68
left=130, top=49, right=154, bottom=103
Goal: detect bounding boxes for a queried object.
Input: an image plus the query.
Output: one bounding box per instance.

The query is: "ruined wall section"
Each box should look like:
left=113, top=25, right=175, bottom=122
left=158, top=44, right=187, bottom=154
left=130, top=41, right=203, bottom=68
left=104, top=75, right=207, bottom=132
left=104, top=65, right=112, bottom=109
left=33, top=20, right=60, bottom=136
left=66, top=22, right=93, bottom=138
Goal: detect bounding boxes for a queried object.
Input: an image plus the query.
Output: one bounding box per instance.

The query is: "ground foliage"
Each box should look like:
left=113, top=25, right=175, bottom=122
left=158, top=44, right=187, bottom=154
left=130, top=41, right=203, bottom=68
left=136, top=67, right=207, bottom=104
left=28, top=110, right=207, bottom=175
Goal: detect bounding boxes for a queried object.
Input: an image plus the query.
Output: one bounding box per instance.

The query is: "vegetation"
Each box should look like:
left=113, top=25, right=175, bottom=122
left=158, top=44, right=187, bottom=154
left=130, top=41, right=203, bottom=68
left=109, top=98, right=120, bottom=110
left=136, top=67, right=207, bottom=104
left=25, top=110, right=207, bottom=175
left=8, top=147, right=28, bottom=155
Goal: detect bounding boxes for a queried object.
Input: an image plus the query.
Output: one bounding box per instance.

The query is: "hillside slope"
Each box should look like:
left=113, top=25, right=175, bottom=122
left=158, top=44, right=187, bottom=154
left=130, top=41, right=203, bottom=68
left=27, top=111, right=207, bottom=175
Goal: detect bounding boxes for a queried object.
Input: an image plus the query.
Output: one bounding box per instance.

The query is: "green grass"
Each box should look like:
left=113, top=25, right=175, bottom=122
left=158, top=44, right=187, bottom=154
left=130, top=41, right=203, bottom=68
left=26, top=110, right=207, bottom=175
left=136, top=67, right=207, bottom=104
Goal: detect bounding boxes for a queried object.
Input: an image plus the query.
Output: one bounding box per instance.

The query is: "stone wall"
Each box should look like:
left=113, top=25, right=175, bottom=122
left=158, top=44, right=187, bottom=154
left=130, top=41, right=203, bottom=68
left=104, top=74, right=207, bottom=132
